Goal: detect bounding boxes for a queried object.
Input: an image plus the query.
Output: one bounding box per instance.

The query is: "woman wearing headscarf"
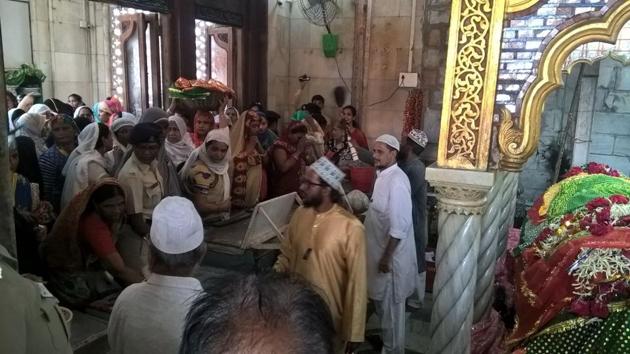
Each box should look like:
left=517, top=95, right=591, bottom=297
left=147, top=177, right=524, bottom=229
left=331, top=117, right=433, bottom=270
left=42, top=179, right=144, bottom=307
left=9, top=136, right=54, bottom=276
left=28, top=103, right=54, bottom=116
left=39, top=115, right=78, bottom=212
left=268, top=120, right=309, bottom=198
left=230, top=110, right=267, bottom=209
left=60, top=123, right=113, bottom=209
left=225, top=106, right=239, bottom=127
left=180, top=127, right=231, bottom=219
left=15, top=112, right=47, bottom=156
left=74, top=105, right=95, bottom=131
left=94, top=97, right=123, bottom=126
left=44, top=98, right=74, bottom=116
left=106, top=115, right=136, bottom=173
left=165, top=115, right=194, bottom=168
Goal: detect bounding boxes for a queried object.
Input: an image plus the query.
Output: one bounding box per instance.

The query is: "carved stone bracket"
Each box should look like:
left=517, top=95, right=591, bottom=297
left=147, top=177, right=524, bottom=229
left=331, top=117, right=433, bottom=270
left=432, top=184, right=488, bottom=215
left=427, top=165, right=495, bottom=215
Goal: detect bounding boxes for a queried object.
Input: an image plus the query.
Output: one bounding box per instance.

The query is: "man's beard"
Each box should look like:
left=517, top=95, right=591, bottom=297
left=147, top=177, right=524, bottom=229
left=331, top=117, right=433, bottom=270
left=302, top=194, right=323, bottom=208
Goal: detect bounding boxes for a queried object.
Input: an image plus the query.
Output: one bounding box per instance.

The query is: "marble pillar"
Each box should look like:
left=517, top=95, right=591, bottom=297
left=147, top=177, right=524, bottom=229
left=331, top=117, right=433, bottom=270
left=473, top=170, right=519, bottom=322
left=496, top=172, right=519, bottom=259
left=427, top=166, right=494, bottom=354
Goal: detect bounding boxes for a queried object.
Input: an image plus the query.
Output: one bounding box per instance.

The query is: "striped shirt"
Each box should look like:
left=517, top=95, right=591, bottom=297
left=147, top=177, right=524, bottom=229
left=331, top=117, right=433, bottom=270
left=39, top=146, right=69, bottom=212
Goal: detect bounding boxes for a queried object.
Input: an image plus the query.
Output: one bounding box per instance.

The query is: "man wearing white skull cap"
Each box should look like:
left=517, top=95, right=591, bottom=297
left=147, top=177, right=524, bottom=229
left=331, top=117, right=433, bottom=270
left=366, top=135, right=418, bottom=354
left=108, top=197, right=207, bottom=354
left=275, top=157, right=367, bottom=353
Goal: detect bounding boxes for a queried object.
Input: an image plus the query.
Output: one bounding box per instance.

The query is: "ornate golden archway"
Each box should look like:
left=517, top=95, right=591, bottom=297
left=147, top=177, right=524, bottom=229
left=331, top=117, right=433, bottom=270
left=436, top=0, right=629, bottom=172
left=498, top=0, right=630, bottom=171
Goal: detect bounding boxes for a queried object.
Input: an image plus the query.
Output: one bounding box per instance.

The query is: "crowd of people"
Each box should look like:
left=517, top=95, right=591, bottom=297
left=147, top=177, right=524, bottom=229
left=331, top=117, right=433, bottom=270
left=2, top=90, right=429, bottom=354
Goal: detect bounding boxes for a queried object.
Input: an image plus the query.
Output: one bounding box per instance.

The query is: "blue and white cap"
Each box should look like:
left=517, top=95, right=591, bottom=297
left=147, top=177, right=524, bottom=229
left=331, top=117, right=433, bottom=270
left=310, top=157, right=346, bottom=194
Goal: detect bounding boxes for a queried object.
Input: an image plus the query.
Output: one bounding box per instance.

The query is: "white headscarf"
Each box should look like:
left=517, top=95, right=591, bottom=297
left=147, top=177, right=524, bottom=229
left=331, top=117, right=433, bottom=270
left=15, top=113, right=47, bottom=156
left=28, top=103, right=53, bottom=115
left=165, top=115, right=194, bottom=167
left=60, top=122, right=110, bottom=209
left=180, top=126, right=231, bottom=200
left=73, top=106, right=93, bottom=119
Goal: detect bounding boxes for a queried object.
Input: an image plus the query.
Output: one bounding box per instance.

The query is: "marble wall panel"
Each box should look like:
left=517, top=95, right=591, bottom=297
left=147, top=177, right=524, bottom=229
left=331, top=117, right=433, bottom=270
left=53, top=52, right=90, bottom=82
left=53, top=22, right=88, bottom=55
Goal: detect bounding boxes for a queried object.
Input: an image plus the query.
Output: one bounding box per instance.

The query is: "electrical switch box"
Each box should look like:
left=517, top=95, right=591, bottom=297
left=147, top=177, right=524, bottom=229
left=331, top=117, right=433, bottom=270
left=399, top=72, right=419, bottom=88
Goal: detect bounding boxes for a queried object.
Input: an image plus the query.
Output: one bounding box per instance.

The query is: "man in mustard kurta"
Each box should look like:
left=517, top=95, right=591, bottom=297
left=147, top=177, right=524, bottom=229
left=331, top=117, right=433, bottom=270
left=275, top=157, right=367, bottom=353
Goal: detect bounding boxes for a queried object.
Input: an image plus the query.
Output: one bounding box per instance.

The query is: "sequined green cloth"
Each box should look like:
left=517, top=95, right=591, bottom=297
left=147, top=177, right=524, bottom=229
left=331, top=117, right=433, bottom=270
left=547, top=175, right=630, bottom=219
left=513, top=220, right=548, bottom=256
left=525, top=309, right=630, bottom=354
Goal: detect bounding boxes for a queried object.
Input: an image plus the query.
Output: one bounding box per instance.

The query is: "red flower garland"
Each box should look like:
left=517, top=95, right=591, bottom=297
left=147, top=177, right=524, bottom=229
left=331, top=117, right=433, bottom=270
left=562, top=162, right=621, bottom=179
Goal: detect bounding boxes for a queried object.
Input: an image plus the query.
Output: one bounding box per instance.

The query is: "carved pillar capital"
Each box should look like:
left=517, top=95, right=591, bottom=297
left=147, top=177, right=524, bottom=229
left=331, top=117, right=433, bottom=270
left=427, top=165, right=495, bottom=216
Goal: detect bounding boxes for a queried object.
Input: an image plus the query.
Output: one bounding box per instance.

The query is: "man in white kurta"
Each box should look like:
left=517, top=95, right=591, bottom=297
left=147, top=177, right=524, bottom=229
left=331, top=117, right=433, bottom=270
left=365, top=134, right=418, bottom=354
left=108, top=197, right=205, bottom=354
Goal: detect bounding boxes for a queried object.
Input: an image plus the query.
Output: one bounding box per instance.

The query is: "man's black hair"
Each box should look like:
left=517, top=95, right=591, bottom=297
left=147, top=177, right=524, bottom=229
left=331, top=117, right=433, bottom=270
left=249, top=101, right=265, bottom=111
left=264, top=110, right=281, bottom=124
left=68, top=93, right=83, bottom=102
left=179, top=272, right=335, bottom=354
left=311, top=94, right=325, bottom=103
left=301, top=103, right=321, bottom=115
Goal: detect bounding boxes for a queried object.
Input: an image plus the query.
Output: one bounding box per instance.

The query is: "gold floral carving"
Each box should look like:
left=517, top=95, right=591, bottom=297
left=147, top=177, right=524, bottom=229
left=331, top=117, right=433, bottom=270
left=499, top=1, right=630, bottom=171
left=437, top=0, right=506, bottom=171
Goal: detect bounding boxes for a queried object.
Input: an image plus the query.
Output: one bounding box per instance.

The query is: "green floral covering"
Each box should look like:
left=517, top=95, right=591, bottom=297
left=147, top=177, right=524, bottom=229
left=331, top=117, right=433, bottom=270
left=547, top=175, right=630, bottom=219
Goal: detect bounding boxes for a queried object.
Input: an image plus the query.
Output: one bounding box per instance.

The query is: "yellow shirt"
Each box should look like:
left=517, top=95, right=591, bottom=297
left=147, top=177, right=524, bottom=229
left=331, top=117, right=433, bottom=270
left=274, top=204, right=367, bottom=343
left=185, top=160, right=227, bottom=204
left=118, top=154, right=164, bottom=220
